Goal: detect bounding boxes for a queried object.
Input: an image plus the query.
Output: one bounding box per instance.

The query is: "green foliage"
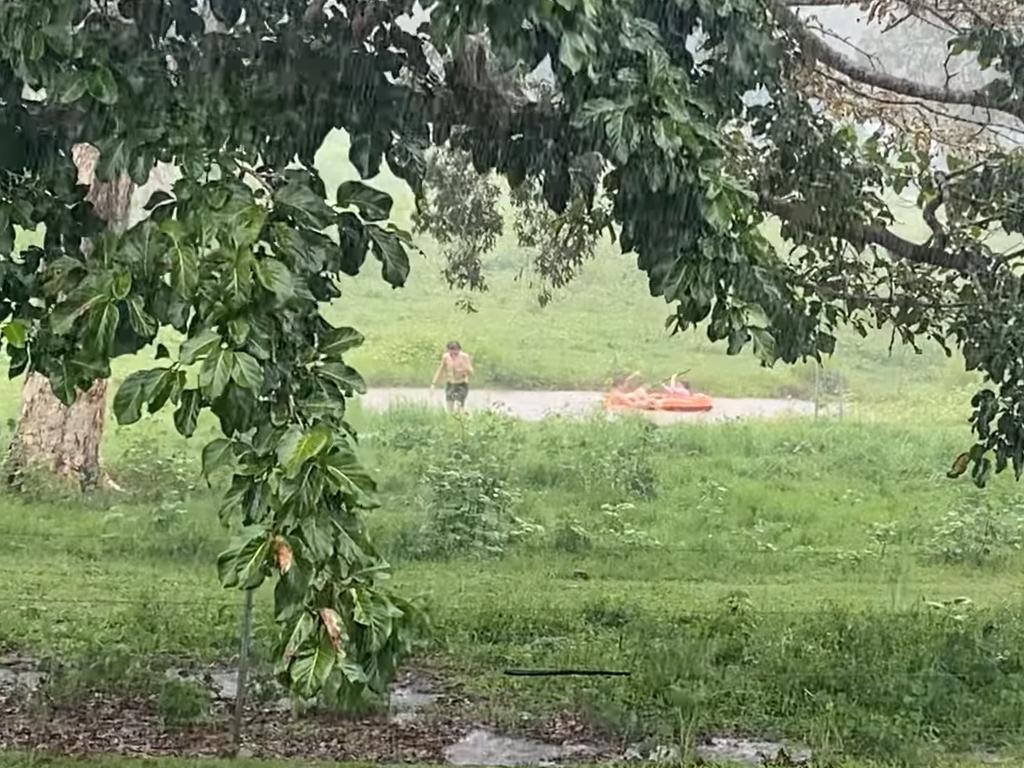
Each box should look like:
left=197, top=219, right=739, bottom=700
left=927, top=499, right=1024, bottom=566
left=553, top=503, right=661, bottom=552
left=412, top=449, right=524, bottom=558
left=158, top=679, right=211, bottom=727
left=0, top=1, right=423, bottom=703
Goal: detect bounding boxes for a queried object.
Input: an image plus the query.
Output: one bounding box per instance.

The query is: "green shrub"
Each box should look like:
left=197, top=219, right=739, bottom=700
left=552, top=503, right=660, bottom=551
left=927, top=499, right=1024, bottom=566
left=412, top=449, right=524, bottom=557
left=158, top=679, right=211, bottom=727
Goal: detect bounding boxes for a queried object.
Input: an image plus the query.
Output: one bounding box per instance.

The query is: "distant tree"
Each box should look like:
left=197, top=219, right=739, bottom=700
left=416, top=146, right=612, bottom=305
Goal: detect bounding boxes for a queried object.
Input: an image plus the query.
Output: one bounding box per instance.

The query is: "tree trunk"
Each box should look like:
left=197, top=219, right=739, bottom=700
left=5, top=144, right=134, bottom=489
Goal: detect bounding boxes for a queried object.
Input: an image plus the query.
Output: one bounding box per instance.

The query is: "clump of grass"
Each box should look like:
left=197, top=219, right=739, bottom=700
left=158, top=679, right=211, bottom=727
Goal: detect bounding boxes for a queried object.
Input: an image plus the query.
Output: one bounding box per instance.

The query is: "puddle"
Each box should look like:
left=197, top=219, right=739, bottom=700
left=209, top=669, right=238, bottom=700
left=625, top=737, right=810, bottom=766
left=165, top=666, right=237, bottom=700
left=390, top=680, right=439, bottom=723
left=697, top=737, right=811, bottom=765
left=0, top=655, right=43, bottom=692
left=444, top=728, right=594, bottom=766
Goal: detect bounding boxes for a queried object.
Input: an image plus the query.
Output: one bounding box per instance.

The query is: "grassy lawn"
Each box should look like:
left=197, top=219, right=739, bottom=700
left=4, top=406, right=1024, bottom=764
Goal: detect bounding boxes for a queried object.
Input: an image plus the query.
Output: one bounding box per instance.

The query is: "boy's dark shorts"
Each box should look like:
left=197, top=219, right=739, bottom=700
left=445, top=382, right=469, bottom=404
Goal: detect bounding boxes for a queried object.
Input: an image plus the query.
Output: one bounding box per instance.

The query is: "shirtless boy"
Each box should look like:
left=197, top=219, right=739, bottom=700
left=431, top=341, right=474, bottom=413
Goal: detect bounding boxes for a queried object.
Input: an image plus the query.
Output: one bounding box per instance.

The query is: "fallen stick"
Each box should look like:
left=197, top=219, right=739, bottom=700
left=503, top=668, right=631, bottom=677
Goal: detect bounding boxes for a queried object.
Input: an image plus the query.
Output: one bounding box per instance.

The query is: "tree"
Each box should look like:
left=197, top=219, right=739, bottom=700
left=4, top=0, right=1024, bottom=703
left=6, top=143, right=133, bottom=489
left=417, top=146, right=612, bottom=306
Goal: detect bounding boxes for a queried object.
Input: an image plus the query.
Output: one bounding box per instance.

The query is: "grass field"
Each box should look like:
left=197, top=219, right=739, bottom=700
left=2, top=131, right=1021, bottom=768
left=4, top=405, right=1024, bottom=764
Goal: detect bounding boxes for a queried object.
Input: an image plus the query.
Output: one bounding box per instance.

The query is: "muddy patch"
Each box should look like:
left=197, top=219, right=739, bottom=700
left=625, top=737, right=811, bottom=766
left=697, top=736, right=811, bottom=765
left=0, top=654, right=43, bottom=693
left=0, top=657, right=804, bottom=766
left=390, top=678, right=440, bottom=724
left=165, top=666, right=239, bottom=702
left=444, top=728, right=597, bottom=766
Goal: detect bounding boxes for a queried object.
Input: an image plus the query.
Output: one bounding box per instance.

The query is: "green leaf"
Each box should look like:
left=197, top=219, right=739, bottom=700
left=0, top=208, right=13, bottom=256
left=290, top=634, right=338, bottom=699
left=129, top=151, right=154, bottom=186
left=559, top=32, right=589, bottom=74
left=366, top=226, right=411, bottom=288
left=231, top=351, right=264, bottom=391
left=148, top=369, right=183, bottom=414
left=972, top=456, right=993, bottom=489
left=48, top=362, right=78, bottom=406
left=349, top=134, right=381, bottom=179
left=318, top=362, right=367, bottom=395
left=200, top=348, right=234, bottom=399
left=87, top=66, right=118, bottom=105
left=95, top=140, right=128, bottom=184
left=321, top=326, right=365, bottom=358
left=323, top=452, right=377, bottom=505
left=56, top=73, right=89, bottom=104
left=113, top=369, right=162, bottom=425
left=173, top=389, right=202, bottom=437
left=228, top=317, right=251, bottom=345
left=51, top=289, right=106, bottom=336
left=273, top=180, right=335, bottom=230
left=282, top=612, right=317, bottom=663
left=202, top=438, right=235, bottom=478
left=223, top=204, right=267, bottom=250
left=254, top=258, right=294, bottom=300
left=350, top=587, right=393, bottom=651
left=210, top=0, right=243, bottom=26
left=168, top=238, right=199, bottom=298
left=111, top=271, right=132, bottom=300
left=340, top=657, right=369, bottom=684
left=299, top=517, right=335, bottom=561
left=126, top=297, right=157, bottom=338
left=337, top=181, right=393, bottom=222
left=278, top=424, right=333, bottom=477
left=218, top=531, right=271, bottom=590
left=2, top=320, right=28, bottom=349
left=213, top=382, right=257, bottom=436
left=180, top=329, right=221, bottom=365
left=89, top=302, right=119, bottom=356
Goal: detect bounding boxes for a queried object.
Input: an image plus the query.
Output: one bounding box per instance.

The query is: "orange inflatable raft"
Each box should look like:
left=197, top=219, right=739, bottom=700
left=604, top=386, right=713, bottom=413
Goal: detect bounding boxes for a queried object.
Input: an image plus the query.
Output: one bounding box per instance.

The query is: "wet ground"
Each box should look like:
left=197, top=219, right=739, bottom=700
left=361, top=387, right=817, bottom=424
left=0, top=655, right=812, bottom=765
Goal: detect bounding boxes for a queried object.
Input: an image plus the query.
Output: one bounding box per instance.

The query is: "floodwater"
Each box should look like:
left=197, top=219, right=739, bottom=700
left=0, top=655, right=42, bottom=692
left=361, top=387, right=816, bottom=424
left=444, top=728, right=596, bottom=766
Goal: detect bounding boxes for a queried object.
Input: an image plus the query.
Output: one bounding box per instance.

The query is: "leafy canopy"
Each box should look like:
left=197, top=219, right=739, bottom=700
left=4, top=0, right=1024, bottom=699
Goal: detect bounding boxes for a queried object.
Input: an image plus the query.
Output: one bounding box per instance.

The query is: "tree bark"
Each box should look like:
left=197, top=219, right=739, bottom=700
left=5, top=144, right=134, bottom=490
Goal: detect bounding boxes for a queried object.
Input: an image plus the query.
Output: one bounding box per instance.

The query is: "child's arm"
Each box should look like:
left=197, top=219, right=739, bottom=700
left=431, top=358, right=445, bottom=387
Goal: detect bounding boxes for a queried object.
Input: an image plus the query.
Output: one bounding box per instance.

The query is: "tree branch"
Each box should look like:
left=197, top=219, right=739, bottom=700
left=767, top=198, right=989, bottom=274
left=772, top=1, right=1021, bottom=121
